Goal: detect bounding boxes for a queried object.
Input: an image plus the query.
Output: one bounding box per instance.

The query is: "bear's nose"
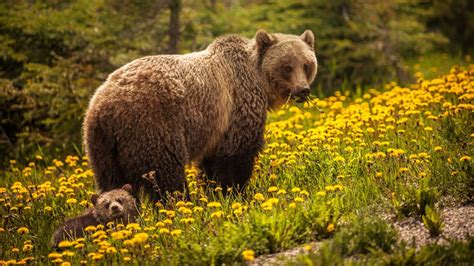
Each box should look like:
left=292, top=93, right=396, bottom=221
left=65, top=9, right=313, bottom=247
left=111, top=205, right=120, bottom=213
left=294, top=86, right=310, bottom=97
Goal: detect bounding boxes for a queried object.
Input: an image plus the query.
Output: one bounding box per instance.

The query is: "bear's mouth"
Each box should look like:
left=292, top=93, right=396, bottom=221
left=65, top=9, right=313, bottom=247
left=289, top=94, right=309, bottom=103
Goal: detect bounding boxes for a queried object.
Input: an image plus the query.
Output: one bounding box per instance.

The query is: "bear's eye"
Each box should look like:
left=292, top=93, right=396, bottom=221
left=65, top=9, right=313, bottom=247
left=116, top=198, right=123, bottom=204
left=104, top=202, right=110, bottom=209
left=284, top=65, right=293, bottom=73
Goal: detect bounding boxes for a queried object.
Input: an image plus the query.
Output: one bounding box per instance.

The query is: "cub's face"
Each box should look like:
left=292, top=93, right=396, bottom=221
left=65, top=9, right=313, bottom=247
left=91, top=184, right=137, bottom=223
left=256, top=30, right=317, bottom=108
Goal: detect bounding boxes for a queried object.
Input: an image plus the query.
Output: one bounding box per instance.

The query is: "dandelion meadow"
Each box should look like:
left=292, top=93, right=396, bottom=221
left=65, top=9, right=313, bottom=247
left=1, top=65, right=473, bottom=265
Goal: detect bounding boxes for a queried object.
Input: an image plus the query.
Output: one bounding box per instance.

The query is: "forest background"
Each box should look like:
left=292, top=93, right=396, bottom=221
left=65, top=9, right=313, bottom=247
left=0, top=0, right=472, bottom=163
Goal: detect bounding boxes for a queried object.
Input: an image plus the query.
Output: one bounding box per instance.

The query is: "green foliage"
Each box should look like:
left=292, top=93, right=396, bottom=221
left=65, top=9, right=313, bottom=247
left=292, top=217, right=398, bottom=265
left=416, top=178, right=438, bottom=216
left=422, top=205, right=444, bottom=237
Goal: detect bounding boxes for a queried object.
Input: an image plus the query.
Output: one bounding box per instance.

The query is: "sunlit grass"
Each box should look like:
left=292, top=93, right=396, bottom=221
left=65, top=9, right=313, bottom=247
left=0, top=65, right=473, bottom=264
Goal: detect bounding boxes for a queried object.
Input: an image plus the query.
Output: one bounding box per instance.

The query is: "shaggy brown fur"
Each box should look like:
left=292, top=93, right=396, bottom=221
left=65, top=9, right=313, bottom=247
left=83, top=30, right=317, bottom=201
left=51, top=184, right=138, bottom=246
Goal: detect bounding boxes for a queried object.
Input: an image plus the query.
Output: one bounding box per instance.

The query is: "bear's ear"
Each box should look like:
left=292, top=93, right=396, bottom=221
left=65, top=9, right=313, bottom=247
left=255, top=30, right=274, bottom=49
left=122, top=184, right=133, bottom=193
left=300, top=30, right=315, bottom=49
left=91, top=194, right=99, bottom=205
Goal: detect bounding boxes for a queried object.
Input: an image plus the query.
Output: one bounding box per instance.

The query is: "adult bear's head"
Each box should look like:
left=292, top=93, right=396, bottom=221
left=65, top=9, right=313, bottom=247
left=254, top=30, right=317, bottom=109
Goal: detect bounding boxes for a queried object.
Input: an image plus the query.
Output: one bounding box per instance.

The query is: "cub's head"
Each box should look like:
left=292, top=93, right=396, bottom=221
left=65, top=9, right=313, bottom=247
left=91, top=184, right=138, bottom=224
left=254, top=30, right=317, bottom=108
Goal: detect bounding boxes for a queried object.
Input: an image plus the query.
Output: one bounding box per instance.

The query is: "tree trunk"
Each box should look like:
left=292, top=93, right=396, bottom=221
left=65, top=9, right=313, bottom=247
left=168, top=0, right=181, bottom=54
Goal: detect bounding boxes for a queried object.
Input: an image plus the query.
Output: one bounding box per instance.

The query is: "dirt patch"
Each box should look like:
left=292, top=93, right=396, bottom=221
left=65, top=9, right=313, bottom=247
left=395, top=203, right=474, bottom=248
left=251, top=242, right=322, bottom=266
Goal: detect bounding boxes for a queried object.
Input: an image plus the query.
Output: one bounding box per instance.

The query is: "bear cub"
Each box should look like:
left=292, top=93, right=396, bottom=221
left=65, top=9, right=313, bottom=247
left=51, top=184, right=139, bottom=247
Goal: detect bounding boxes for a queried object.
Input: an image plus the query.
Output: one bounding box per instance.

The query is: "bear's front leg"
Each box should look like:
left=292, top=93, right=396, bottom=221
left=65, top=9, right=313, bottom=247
left=202, top=150, right=258, bottom=194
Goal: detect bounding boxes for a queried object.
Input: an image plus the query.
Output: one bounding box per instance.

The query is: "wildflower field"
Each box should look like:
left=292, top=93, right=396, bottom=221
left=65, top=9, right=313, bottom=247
left=1, top=65, right=473, bottom=265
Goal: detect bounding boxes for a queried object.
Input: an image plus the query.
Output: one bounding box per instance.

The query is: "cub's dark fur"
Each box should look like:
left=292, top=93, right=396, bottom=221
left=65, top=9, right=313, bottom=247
left=51, top=184, right=138, bottom=246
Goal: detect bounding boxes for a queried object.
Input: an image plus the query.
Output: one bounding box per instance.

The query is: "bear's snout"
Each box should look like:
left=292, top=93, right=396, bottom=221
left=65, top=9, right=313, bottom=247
left=110, top=202, right=123, bottom=214
left=292, top=86, right=311, bottom=102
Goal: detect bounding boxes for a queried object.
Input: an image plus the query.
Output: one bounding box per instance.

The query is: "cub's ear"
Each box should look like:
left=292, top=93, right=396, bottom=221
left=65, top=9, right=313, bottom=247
left=300, top=30, right=315, bottom=49
left=255, top=30, right=274, bottom=49
left=122, top=184, right=133, bottom=193
left=91, top=194, right=99, bottom=205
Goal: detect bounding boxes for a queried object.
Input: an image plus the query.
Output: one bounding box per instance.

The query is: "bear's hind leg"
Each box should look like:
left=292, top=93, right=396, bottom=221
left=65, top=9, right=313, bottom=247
left=85, top=119, right=124, bottom=193
left=202, top=150, right=258, bottom=194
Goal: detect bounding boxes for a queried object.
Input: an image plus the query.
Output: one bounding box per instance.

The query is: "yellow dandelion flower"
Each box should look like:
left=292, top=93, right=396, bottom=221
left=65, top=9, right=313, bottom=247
left=61, top=262, right=71, bottom=266
left=327, top=223, right=335, bottom=233
left=58, top=241, right=74, bottom=249
left=299, top=190, right=309, bottom=196
left=91, top=253, right=104, bottom=260
left=399, top=167, right=409, bottom=173
left=66, top=198, right=77, bottom=205
left=84, top=225, right=96, bottom=232
left=166, top=210, right=176, bottom=218
left=434, top=146, right=442, bottom=152
left=291, top=187, right=301, bottom=193
left=48, top=252, right=63, bottom=259
left=123, top=240, right=134, bottom=246
left=133, top=232, right=149, bottom=244
left=123, top=257, right=131, bottom=262
left=231, top=202, right=242, bottom=209
left=62, top=251, right=75, bottom=257
left=125, top=223, right=140, bottom=230
left=233, top=208, right=243, bottom=215
left=17, top=227, right=29, bottom=234
left=171, top=229, right=182, bottom=236
left=193, top=206, right=204, bottom=212
left=294, top=197, right=305, bottom=202
left=242, top=249, right=255, bottom=261
left=268, top=186, right=278, bottom=193
left=316, top=191, right=326, bottom=196
left=289, top=203, right=297, bottom=208
left=207, top=202, right=222, bottom=208
left=254, top=193, right=265, bottom=201
left=261, top=202, right=273, bottom=211
left=22, top=244, right=33, bottom=252
left=180, top=218, right=195, bottom=224
left=178, top=207, right=192, bottom=214
left=120, top=248, right=129, bottom=254
left=159, top=228, right=170, bottom=234
left=460, top=156, right=472, bottom=162
left=210, top=211, right=224, bottom=218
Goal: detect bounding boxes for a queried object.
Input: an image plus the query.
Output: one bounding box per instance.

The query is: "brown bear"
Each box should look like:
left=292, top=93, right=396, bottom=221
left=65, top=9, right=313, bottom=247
left=51, top=184, right=138, bottom=246
left=83, top=30, right=317, bottom=201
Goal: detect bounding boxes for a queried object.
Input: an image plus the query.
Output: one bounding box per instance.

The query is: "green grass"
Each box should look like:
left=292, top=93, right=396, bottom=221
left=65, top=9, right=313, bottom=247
left=0, top=65, right=473, bottom=264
